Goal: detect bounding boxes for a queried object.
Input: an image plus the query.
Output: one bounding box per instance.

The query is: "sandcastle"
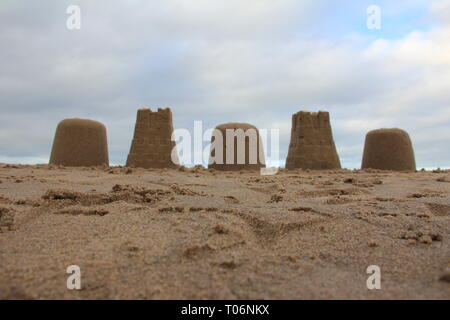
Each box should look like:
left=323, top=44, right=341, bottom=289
left=285, top=111, right=341, bottom=170
left=49, top=118, right=109, bottom=167
left=126, top=108, right=179, bottom=168
left=361, top=128, right=416, bottom=171
left=208, top=123, right=265, bottom=171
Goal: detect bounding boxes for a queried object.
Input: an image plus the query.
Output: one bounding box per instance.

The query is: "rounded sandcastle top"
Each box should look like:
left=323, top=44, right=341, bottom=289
left=214, top=123, right=258, bottom=130
left=57, top=118, right=106, bottom=130
left=366, top=128, right=409, bottom=136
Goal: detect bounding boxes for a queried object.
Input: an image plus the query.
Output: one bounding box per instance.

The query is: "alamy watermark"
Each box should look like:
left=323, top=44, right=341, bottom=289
left=367, top=5, right=381, bottom=30
left=66, top=265, right=81, bottom=290
left=66, top=5, right=81, bottom=30
left=366, top=265, right=381, bottom=290
left=65, top=5, right=381, bottom=31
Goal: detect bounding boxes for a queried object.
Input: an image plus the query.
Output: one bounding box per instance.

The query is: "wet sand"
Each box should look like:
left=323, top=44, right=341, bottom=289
left=0, top=164, right=449, bottom=299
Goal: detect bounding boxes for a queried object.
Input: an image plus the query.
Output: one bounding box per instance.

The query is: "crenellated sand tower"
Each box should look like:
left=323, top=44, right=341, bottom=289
left=126, top=108, right=179, bottom=168
left=49, top=118, right=109, bottom=167
left=208, top=123, right=265, bottom=171
left=285, top=111, right=341, bottom=170
left=361, top=128, right=416, bottom=171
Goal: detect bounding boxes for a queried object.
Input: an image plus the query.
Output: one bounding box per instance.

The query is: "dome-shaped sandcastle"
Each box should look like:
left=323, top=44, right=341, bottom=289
left=361, top=128, right=416, bottom=171
left=126, top=108, right=179, bottom=168
left=49, top=118, right=109, bottom=167
left=285, top=111, right=341, bottom=170
left=208, top=123, right=265, bottom=171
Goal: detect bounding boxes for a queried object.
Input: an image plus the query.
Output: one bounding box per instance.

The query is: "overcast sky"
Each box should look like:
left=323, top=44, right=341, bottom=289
left=1, top=0, right=449, bottom=168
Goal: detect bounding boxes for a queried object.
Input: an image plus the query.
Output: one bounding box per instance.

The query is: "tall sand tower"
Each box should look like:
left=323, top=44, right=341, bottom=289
left=361, top=128, right=416, bottom=171
left=126, top=108, right=179, bottom=168
left=285, top=111, right=341, bottom=170
left=208, top=123, right=265, bottom=171
left=50, top=118, right=109, bottom=167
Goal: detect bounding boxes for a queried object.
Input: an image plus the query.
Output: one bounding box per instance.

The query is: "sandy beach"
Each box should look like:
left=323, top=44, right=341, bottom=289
left=0, top=164, right=449, bottom=299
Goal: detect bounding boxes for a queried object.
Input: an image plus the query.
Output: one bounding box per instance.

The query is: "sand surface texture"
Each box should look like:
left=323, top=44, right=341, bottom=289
left=0, top=164, right=449, bottom=299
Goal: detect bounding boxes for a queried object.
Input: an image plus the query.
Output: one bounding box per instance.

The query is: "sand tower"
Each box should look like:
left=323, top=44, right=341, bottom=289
left=285, top=111, right=341, bottom=170
left=208, top=123, right=265, bottom=171
left=126, top=108, right=179, bottom=168
left=361, top=128, right=416, bottom=171
left=49, top=118, right=109, bottom=167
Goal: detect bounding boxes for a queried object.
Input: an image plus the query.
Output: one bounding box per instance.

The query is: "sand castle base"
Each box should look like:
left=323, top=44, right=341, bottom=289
left=49, top=118, right=109, bottom=167
left=126, top=108, right=179, bottom=169
left=208, top=123, right=265, bottom=171
left=361, top=128, right=416, bottom=171
left=285, top=111, right=341, bottom=170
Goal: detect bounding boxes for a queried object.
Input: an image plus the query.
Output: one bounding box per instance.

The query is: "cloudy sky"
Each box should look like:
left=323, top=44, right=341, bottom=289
left=1, top=0, right=449, bottom=169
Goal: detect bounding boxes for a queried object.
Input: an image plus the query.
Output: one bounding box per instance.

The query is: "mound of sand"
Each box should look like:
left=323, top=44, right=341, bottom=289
left=49, top=119, right=109, bottom=167
left=286, top=111, right=341, bottom=170
left=208, top=123, right=265, bottom=171
left=126, top=108, right=179, bottom=169
left=362, top=128, right=416, bottom=171
left=0, top=165, right=448, bottom=299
